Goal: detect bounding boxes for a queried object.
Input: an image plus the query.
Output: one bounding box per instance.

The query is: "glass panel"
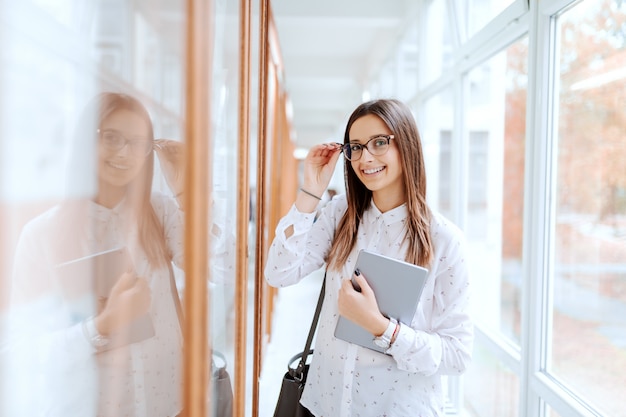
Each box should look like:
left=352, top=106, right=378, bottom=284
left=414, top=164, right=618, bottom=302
left=465, top=37, right=527, bottom=344
left=371, top=60, right=395, bottom=99
left=210, top=0, right=239, bottom=415
left=551, top=2, right=626, bottom=417
left=421, top=0, right=453, bottom=86
left=464, top=344, right=519, bottom=416
left=463, top=0, right=517, bottom=39
left=420, top=87, right=454, bottom=221
left=546, top=405, right=565, bottom=417
left=439, top=130, right=453, bottom=219
left=1, top=1, right=188, bottom=416
left=396, top=22, right=419, bottom=102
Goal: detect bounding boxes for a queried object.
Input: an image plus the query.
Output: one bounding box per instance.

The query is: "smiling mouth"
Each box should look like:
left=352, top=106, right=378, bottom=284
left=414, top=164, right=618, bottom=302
left=107, top=161, right=131, bottom=170
left=363, top=166, right=385, bottom=175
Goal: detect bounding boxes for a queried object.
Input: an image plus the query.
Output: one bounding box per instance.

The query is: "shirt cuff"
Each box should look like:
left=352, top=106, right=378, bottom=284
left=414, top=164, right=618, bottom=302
left=70, top=321, right=98, bottom=355
left=277, top=204, right=316, bottom=239
left=387, top=323, right=431, bottom=355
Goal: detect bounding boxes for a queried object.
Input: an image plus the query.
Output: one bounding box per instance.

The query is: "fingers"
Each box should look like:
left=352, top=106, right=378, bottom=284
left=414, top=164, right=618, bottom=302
left=153, top=139, right=181, bottom=151
left=113, top=276, right=151, bottom=315
left=353, top=273, right=371, bottom=294
left=98, top=275, right=151, bottom=334
left=128, top=277, right=152, bottom=311
left=130, top=276, right=149, bottom=293
left=304, top=142, right=342, bottom=182
left=110, top=273, right=149, bottom=299
left=338, top=277, right=367, bottom=320
left=153, top=140, right=185, bottom=195
left=154, top=139, right=184, bottom=164
left=338, top=276, right=362, bottom=311
left=111, top=271, right=137, bottom=295
left=308, top=142, right=342, bottom=159
left=328, top=144, right=343, bottom=165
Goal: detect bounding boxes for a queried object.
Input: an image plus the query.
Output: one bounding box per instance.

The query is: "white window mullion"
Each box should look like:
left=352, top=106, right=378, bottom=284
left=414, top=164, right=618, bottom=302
left=445, top=0, right=465, bottom=47
left=452, top=70, right=467, bottom=231
left=532, top=373, right=606, bottom=417
left=522, top=0, right=565, bottom=416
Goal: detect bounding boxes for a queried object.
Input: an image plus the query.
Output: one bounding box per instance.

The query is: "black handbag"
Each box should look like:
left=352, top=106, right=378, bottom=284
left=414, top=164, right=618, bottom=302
left=273, top=277, right=325, bottom=417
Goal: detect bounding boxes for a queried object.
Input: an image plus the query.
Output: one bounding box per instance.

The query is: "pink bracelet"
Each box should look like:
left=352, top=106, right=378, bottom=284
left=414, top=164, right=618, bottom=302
left=390, top=321, right=400, bottom=345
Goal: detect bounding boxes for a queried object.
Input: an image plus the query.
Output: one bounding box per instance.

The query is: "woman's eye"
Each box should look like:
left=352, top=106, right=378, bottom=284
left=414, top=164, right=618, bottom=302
left=103, top=132, right=121, bottom=144
left=373, top=138, right=387, bottom=147
left=350, top=144, right=362, bottom=152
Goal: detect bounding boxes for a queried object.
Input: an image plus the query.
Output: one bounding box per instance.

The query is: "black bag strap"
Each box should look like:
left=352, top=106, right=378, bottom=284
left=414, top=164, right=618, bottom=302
left=292, top=272, right=326, bottom=380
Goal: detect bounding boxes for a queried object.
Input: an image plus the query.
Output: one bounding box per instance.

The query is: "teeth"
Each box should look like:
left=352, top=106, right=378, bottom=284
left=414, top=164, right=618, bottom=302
left=108, top=162, right=130, bottom=170
left=363, top=167, right=384, bottom=174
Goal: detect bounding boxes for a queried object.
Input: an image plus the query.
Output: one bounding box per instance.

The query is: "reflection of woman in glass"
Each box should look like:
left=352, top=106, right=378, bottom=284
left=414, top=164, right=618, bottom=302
left=265, top=99, right=473, bottom=416
left=9, top=93, right=183, bottom=416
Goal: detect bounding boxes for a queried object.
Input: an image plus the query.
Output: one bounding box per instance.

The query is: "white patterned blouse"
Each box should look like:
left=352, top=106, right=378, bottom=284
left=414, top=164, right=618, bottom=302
left=8, top=192, right=183, bottom=417
left=265, top=193, right=473, bottom=417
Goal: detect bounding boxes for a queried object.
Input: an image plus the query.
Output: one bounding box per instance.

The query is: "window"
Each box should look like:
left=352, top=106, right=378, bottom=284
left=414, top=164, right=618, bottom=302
left=464, top=0, right=517, bottom=39
left=549, top=1, right=626, bottom=415
left=420, top=0, right=454, bottom=86
left=462, top=36, right=527, bottom=415
left=420, top=87, right=454, bottom=220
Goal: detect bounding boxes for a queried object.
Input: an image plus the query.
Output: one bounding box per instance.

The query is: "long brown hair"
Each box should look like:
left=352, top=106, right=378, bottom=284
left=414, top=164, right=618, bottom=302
left=327, top=99, right=433, bottom=270
left=71, top=92, right=170, bottom=268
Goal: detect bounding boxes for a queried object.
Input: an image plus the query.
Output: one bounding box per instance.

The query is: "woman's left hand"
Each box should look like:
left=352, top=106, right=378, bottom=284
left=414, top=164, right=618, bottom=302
left=338, top=272, right=389, bottom=336
left=154, top=139, right=185, bottom=196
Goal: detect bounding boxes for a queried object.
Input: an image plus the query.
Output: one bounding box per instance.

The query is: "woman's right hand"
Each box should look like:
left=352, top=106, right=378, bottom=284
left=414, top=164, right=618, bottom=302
left=95, top=272, right=151, bottom=336
left=292, top=142, right=342, bottom=215
left=154, top=139, right=185, bottom=197
left=302, top=142, right=343, bottom=195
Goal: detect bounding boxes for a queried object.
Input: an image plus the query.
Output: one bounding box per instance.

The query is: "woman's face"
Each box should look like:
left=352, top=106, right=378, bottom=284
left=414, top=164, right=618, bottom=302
left=349, top=114, right=405, bottom=204
left=97, top=109, right=151, bottom=193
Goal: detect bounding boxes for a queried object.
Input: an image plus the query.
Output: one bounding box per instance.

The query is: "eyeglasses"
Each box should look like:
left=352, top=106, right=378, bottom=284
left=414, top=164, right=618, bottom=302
left=338, top=135, right=395, bottom=161
left=97, top=129, right=152, bottom=157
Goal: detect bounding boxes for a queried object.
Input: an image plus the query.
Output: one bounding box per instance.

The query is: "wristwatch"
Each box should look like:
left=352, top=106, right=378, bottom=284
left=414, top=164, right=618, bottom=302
left=82, top=316, right=110, bottom=349
left=373, top=317, right=398, bottom=349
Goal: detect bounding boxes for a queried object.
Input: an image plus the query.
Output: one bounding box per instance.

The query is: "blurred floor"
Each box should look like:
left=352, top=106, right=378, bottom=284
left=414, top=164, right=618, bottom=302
left=257, top=268, right=325, bottom=417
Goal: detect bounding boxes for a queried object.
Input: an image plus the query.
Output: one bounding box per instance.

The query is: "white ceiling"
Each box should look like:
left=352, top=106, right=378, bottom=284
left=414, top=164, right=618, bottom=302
left=271, top=0, right=418, bottom=150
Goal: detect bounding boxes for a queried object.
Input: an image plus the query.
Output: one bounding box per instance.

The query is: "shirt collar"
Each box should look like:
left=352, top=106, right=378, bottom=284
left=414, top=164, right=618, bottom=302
left=363, top=200, right=408, bottom=225
left=87, top=198, right=125, bottom=221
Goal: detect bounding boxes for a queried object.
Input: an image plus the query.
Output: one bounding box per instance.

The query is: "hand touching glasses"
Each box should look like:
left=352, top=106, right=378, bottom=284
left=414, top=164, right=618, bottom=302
left=338, top=135, right=395, bottom=161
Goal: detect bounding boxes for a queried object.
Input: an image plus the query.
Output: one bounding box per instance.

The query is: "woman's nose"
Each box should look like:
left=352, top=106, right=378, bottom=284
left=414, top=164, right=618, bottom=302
left=361, top=146, right=375, bottom=161
left=115, top=142, right=132, bottom=157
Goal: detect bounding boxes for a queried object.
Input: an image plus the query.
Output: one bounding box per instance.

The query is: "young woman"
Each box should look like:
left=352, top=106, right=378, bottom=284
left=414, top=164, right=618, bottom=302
left=9, top=93, right=184, bottom=416
left=265, top=99, right=473, bottom=416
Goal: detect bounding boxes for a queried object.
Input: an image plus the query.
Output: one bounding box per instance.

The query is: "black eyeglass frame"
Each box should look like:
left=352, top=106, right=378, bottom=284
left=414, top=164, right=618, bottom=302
left=97, top=129, right=153, bottom=157
left=337, top=134, right=395, bottom=161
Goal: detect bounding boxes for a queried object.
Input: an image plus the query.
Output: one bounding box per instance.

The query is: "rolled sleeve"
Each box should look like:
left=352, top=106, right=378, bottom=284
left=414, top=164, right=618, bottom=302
left=265, top=197, right=347, bottom=288
left=273, top=205, right=317, bottom=253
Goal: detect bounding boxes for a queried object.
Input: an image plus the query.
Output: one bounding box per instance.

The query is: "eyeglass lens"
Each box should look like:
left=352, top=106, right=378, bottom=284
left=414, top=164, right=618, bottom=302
left=341, top=135, right=392, bottom=161
left=99, top=130, right=152, bottom=156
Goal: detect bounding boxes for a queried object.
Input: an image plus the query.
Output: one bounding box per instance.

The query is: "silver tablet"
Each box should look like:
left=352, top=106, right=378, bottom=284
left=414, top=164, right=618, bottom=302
left=334, top=249, right=428, bottom=353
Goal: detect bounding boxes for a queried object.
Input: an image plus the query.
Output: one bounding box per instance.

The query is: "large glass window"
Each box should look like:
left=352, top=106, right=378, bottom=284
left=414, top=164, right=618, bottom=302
left=464, top=37, right=527, bottom=345
left=396, top=22, right=419, bottom=102
left=460, top=36, right=526, bottom=417
left=0, top=1, right=199, bottom=416
left=464, top=345, right=519, bottom=417
left=551, top=1, right=626, bottom=416
left=462, top=0, right=518, bottom=39
left=420, top=88, right=454, bottom=220
left=421, top=0, right=454, bottom=86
